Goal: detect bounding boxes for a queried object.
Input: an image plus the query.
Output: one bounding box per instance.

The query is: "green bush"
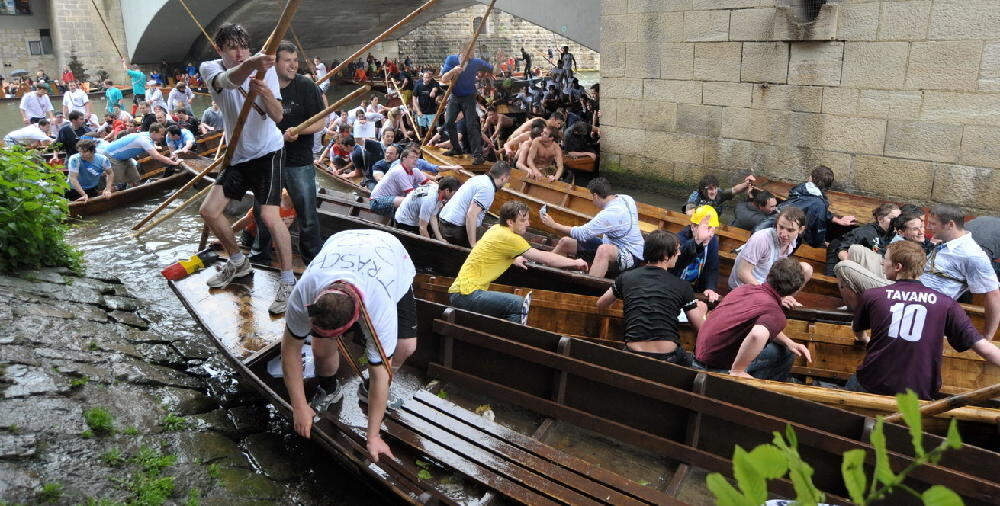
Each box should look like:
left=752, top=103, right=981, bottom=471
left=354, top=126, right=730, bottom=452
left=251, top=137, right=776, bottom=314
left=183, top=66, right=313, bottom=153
left=0, top=147, right=81, bottom=274
left=83, top=407, right=115, bottom=436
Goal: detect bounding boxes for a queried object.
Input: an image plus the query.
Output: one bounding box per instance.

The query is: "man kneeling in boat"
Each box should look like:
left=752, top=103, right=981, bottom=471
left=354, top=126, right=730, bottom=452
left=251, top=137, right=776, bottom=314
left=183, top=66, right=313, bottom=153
left=694, top=258, right=812, bottom=381
left=65, top=139, right=113, bottom=201
left=450, top=201, right=588, bottom=322
left=282, top=229, right=417, bottom=462
left=848, top=240, right=1000, bottom=399
left=597, top=230, right=707, bottom=365
left=540, top=177, right=644, bottom=278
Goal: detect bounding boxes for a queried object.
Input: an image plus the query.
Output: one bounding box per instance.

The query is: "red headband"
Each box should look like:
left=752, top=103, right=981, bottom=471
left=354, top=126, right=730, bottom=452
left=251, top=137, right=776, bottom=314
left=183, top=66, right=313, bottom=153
left=308, top=283, right=361, bottom=338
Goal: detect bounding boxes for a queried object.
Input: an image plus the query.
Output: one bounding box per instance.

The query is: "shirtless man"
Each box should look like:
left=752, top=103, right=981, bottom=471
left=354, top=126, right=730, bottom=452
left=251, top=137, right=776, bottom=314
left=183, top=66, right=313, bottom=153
left=481, top=106, right=513, bottom=146
left=523, top=125, right=564, bottom=182
left=503, top=118, right=544, bottom=159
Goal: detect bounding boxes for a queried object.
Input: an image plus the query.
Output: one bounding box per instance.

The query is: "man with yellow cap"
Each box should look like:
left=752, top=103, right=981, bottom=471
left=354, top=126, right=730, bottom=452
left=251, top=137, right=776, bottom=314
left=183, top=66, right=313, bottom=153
left=670, top=205, right=721, bottom=303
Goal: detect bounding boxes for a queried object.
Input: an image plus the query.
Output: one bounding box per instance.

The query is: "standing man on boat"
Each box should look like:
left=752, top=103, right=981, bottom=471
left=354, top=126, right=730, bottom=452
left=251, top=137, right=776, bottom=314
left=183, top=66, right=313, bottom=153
left=198, top=23, right=295, bottom=314
left=249, top=40, right=327, bottom=265
left=695, top=258, right=812, bottom=381
left=729, top=206, right=813, bottom=307
left=597, top=230, right=707, bottom=364
left=920, top=204, right=1000, bottom=339
left=558, top=46, right=577, bottom=88
left=282, top=229, right=417, bottom=462
left=146, top=81, right=168, bottom=116
left=167, top=82, right=194, bottom=116
left=104, top=80, right=123, bottom=114
left=450, top=201, right=588, bottom=322
left=62, top=80, right=90, bottom=119
left=411, top=71, right=440, bottom=131
left=438, top=161, right=512, bottom=247
left=440, top=47, right=494, bottom=166
left=540, top=177, right=645, bottom=278
left=394, top=176, right=460, bottom=240
left=122, top=58, right=146, bottom=107
left=19, top=85, right=53, bottom=124
left=100, top=123, right=178, bottom=189
left=847, top=240, right=1000, bottom=399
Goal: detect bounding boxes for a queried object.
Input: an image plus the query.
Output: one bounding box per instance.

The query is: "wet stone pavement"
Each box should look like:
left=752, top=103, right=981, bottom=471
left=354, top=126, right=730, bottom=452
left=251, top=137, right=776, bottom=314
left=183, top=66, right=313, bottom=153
left=0, top=267, right=355, bottom=505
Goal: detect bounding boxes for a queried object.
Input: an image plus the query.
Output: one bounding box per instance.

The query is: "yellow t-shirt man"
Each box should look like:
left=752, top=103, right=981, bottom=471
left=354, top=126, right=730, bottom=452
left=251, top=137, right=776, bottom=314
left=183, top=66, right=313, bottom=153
left=449, top=224, right=531, bottom=295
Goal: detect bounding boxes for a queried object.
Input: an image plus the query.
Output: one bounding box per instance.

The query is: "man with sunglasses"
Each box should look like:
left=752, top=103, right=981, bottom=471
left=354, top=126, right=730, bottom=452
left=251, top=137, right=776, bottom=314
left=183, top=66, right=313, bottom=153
left=921, top=204, right=1000, bottom=339
left=281, top=229, right=416, bottom=463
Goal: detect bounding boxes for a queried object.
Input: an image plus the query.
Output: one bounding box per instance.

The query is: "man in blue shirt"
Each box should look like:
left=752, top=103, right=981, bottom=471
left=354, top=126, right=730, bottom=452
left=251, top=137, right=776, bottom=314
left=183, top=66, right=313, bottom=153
left=100, top=123, right=178, bottom=189
left=122, top=58, right=146, bottom=106
left=104, top=79, right=123, bottom=114
left=164, top=125, right=195, bottom=156
left=440, top=52, right=493, bottom=166
left=66, top=139, right=113, bottom=201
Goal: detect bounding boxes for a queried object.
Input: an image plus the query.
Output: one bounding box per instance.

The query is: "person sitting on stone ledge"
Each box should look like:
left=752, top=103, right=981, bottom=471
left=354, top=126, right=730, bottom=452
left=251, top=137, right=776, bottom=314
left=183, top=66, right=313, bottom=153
left=684, top=173, right=755, bottom=216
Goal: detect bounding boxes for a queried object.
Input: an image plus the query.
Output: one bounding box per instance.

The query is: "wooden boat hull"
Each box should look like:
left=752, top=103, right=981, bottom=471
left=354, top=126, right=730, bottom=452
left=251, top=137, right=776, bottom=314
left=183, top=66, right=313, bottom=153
left=68, top=170, right=190, bottom=217
left=412, top=273, right=1000, bottom=407
left=170, top=265, right=1000, bottom=505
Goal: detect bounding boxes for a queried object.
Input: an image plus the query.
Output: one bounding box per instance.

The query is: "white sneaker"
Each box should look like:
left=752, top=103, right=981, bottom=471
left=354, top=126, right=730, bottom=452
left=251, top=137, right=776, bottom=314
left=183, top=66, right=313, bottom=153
left=206, top=256, right=251, bottom=288
left=268, top=281, right=295, bottom=314
left=310, top=380, right=344, bottom=414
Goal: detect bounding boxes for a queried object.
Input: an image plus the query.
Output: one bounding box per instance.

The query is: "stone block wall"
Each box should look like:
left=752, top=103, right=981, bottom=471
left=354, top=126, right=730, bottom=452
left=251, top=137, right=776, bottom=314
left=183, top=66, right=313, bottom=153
left=601, top=0, right=1000, bottom=214
left=50, top=0, right=128, bottom=85
left=397, top=5, right=599, bottom=71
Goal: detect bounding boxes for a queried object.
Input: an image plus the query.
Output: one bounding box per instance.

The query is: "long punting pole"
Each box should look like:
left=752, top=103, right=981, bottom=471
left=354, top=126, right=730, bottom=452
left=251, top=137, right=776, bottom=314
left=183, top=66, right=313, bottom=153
left=178, top=0, right=221, bottom=53
left=420, top=0, right=498, bottom=146
left=883, top=383, right=1000, bottom=424
left=383, top=67, right=421, bottom=138
left=131, top=0, right=301, bottom=232
left=314, top=0, right=441, bottom=86
left=90, top=0, right=124, bottom=60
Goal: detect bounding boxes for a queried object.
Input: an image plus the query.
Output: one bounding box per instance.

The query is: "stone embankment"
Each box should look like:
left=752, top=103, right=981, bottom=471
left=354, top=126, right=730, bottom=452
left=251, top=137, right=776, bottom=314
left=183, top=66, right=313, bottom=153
left=0, top=268, right=322, bottom=505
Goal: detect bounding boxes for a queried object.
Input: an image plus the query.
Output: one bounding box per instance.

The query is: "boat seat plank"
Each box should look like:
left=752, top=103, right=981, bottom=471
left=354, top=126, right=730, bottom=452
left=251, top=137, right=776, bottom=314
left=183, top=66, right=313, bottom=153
left=380, top=412, right=563, bottom=506
left=409, top=391, right=676, bottom=505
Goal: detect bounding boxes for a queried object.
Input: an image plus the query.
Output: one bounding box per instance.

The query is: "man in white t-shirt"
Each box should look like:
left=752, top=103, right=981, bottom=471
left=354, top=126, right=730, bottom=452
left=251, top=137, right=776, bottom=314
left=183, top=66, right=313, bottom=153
left=313, top=57, right=329, bottom=92
left=438, top=161, right=512, bottom=248
left=394, top=176, right=460, bottom=240
left=19, top=85, right=54, bottom=124
left=540, top=177, right=646, bottom=278
left=729, top=206, right=814, bottom=307
left=62, top=80, right=90, bottom=118
left=352, top=109, right=376, bottom=143
left=4, top=119, right=53, bottom=147
left=922, top=204, right=1000, bottom=339
left=281, top=229, right=416, bottom=463
left=167, top=82, right=195, bottom=116
left=198, top=23, right=295, bottom=315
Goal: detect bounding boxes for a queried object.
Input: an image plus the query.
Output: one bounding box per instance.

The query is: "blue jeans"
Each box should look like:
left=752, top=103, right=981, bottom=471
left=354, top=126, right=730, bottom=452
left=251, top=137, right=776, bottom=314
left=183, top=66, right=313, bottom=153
left=450, top=290, right=524, bottom=323
left=444, top=93, right=482, bottom=157
left=251, top=163, right=322, bottom=263
left=693, top=342, right=796, bottom=382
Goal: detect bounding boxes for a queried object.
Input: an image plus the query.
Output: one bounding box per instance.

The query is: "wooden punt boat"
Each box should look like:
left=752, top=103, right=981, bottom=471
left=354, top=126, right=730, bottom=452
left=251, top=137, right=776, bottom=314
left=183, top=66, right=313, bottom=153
left=314, top=161, right=370, bottom=195
left=411, top=274, right=1000, bottom=415
left=170, top=265, right=1000, bottom=505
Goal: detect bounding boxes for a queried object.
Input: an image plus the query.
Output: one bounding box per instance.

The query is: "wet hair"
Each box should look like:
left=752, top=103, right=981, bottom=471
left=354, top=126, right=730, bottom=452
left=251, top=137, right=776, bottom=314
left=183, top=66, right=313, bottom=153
left=643, top=230, right=679, bottom=263
left=777, top=205, right=807, bottom=228
left=499, top=201, right=529, bottom=226
left=276, top=40, right=296, bottom=58
left=307, top=291, right=356, bottom=331
left=751, top=189, right=774, bottom=208
left=438, top=176, right=460, bottom=193
left=68, top=111, right=83, bottom=121
left=148, top=123, right=164, bottom=134
left=529, top=124, right=544, bottom=139
left=214, top=24, right=250, bottom=50
left=76, top=139, right=96, bottom=153
left=587, top=177, right=613, bottom=198
left=767, top=258, right=806, bottom=296
left=697, top=174, right=720, bottom=197
left=930, top=204, right=965, bottom=230
left=886, top=240, right=926, bottom=279
left=166, top=125, right=182, bottom=136
left=488, top=160, right=512, bottom=179
left=810, top=165, right=835, bottom=191
left=873, top=203, right=900, bottom=221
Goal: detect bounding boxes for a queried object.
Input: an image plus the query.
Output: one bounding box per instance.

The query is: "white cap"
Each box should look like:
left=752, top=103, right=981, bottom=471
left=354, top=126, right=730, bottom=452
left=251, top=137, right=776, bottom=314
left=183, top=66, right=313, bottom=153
left=146, top=80, right=157, bottom=86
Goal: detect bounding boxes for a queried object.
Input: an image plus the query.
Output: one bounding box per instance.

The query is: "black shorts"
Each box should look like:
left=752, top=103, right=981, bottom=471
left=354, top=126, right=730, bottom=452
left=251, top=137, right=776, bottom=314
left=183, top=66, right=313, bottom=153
left=623, top=343, right=692, bottom=366
left=439, top=220, right=470, bottom=248
left=397, top=287, right=416, bottom=341
left=215, top=149, right=285, bottom=206
left=133, top=93, right=145, bottom=104
left=395, top=222, right=420, bottom=235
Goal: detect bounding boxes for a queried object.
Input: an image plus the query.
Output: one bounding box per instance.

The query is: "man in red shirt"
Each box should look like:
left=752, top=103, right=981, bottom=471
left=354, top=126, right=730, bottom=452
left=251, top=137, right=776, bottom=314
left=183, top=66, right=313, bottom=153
left=694, top=257, right=812, bottom=381
left=848, top=241, right=1000, bottom=399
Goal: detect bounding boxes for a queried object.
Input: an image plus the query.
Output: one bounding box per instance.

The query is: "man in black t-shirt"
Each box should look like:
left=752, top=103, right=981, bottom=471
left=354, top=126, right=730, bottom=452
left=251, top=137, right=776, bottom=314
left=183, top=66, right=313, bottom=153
left=252, top=41, right=325, bottom=263
left=56, top=110, right=88, bottom=157
left=597, top=230, right=707, bottom=365
left=412, top=71, right=441, bottom=130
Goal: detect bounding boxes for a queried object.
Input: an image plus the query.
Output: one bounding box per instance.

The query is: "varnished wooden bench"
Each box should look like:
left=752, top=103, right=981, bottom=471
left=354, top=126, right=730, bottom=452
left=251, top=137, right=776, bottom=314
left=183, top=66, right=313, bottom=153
left=382, top=390, right=680, bottom=505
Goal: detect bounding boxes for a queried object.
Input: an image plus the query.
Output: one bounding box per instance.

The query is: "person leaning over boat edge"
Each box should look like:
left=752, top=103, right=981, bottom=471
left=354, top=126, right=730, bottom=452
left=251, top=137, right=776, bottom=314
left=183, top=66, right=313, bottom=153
left=540, top=177, right=644, bottom=279
left=729, top=205, right=813, bottom=308
left=449, top=201, right=588, bottom=322
left=438, top=161, right=512, bottom=248
left=695, top=258, right=813, bottom=381
left=597, top=230, right=707, bottom=365
left=393, top=177, right=460, bottom=241
left=848, top=240, right=1000, bottom=399
left=281, top=230, right=417, bottom=462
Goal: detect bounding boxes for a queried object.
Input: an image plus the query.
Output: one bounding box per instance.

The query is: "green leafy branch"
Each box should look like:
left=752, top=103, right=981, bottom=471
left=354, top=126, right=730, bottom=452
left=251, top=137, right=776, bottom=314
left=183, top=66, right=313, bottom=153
left=707, top=390, right=964, bottom=506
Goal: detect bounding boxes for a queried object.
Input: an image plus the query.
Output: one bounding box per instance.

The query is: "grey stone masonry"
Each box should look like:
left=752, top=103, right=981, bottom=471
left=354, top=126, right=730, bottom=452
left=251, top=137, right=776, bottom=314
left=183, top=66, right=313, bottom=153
left=601, top=0, right=1000, bottom=215
left=49, top=0, right=128, bottom=85
left=398, top=5, right=599, bottom=71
